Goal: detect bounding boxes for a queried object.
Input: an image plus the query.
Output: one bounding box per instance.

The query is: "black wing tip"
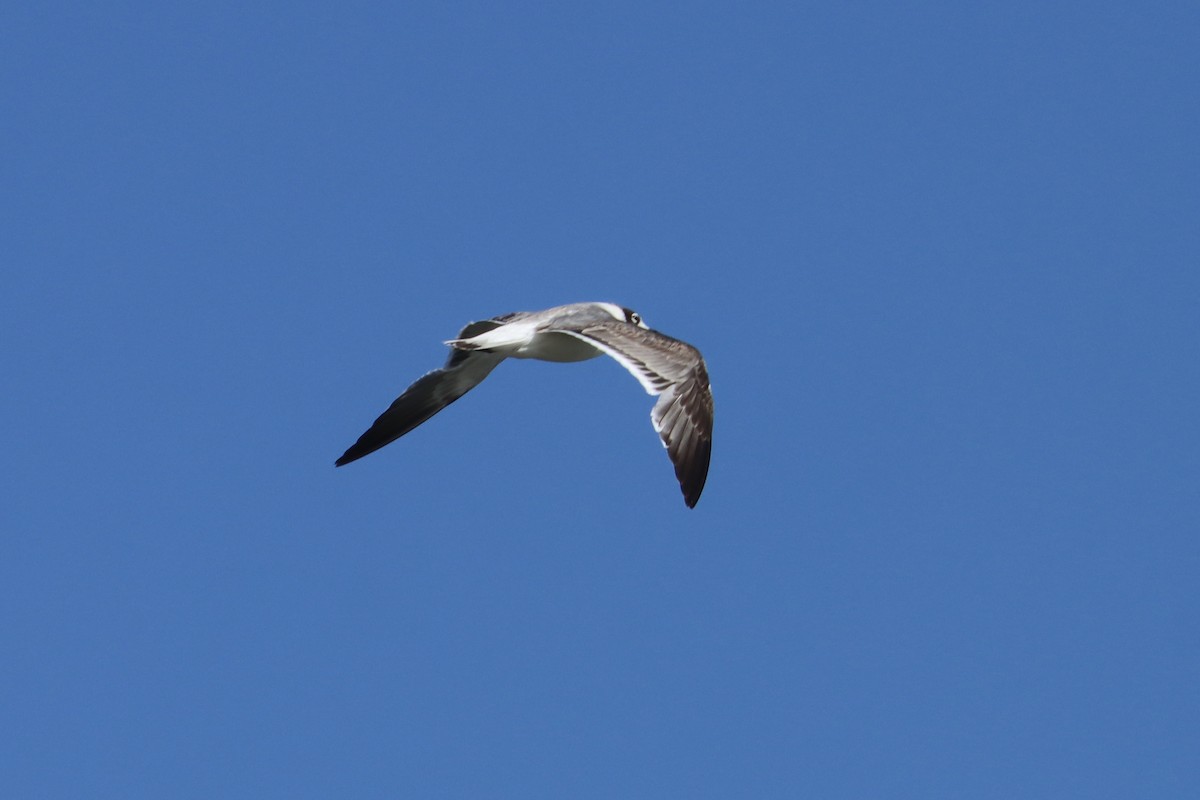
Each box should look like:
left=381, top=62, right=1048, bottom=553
left=677, top=437, right=711, bottom=508
left=335, top=439, right=382, bottom=467
left=680, top=472, right=707, bottom=508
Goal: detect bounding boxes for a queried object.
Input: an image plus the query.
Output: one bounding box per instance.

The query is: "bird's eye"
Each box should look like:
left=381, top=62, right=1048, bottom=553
left=629, top=312, right=641, bottom=325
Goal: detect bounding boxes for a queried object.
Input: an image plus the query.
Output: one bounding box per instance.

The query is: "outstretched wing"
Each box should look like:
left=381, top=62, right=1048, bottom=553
left=556, top=322, right=713, bottom=507
left=335, top=320, right=506, bottom=466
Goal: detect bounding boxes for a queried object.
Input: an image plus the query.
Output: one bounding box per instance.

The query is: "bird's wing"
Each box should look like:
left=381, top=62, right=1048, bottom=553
left=555, top=322, right=713, bottom=507
left=335, top=320, right=507, bottom=466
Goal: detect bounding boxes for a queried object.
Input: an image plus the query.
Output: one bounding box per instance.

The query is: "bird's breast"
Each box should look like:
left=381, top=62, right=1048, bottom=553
left=512, top=331, right=602, bottom=362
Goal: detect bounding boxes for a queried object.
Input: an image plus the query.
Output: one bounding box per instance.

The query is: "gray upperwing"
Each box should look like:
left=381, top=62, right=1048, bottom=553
left=555, top=322, right=714, bottom=507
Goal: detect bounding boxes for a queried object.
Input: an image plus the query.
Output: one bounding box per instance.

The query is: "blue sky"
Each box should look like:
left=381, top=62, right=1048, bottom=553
left=3, top=2, right=1198, bottom=797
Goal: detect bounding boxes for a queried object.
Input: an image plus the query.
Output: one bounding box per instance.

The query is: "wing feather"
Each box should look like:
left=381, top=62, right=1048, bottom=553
left=555, top=323, right=713, bottom=507
left=335, top=320, right=506, bottom=466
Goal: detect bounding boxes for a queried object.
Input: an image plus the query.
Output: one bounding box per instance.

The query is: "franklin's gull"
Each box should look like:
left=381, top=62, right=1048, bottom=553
left=335, top=302, right=713, bottom=507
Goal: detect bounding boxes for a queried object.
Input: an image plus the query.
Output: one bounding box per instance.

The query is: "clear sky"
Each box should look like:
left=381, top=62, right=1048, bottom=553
left=3, top=2, right=1198, bottom=797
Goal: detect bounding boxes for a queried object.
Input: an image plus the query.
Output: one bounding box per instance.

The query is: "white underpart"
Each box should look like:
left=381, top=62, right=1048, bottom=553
left=445, top=320, right=538, bottom=352
left=447, top=322, right=602, bottom=362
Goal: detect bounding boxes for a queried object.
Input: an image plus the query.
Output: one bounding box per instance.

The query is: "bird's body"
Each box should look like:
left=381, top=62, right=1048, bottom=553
left=336, top=302, right=713, bottom=507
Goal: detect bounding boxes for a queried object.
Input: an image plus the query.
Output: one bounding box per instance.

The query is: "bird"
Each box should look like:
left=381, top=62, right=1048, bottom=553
left=335, top=302, right=713, bottom=507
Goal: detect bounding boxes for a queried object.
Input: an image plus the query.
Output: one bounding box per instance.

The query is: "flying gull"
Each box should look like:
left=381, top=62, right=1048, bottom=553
left=335, top=302, right=713, bottom=507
